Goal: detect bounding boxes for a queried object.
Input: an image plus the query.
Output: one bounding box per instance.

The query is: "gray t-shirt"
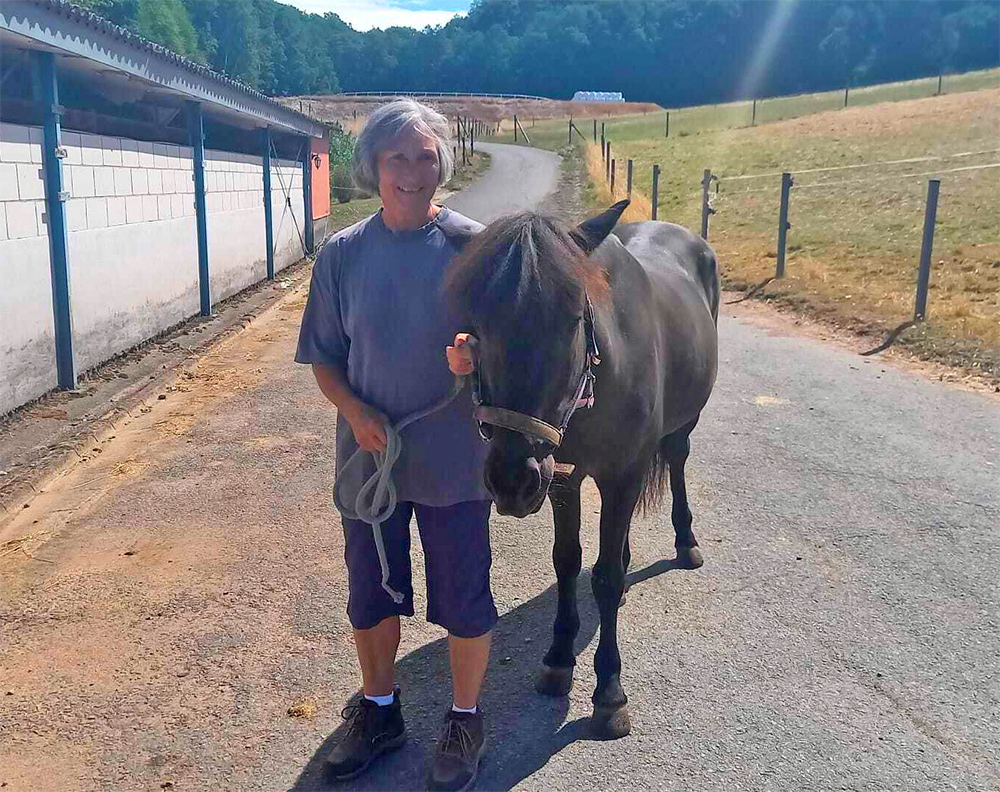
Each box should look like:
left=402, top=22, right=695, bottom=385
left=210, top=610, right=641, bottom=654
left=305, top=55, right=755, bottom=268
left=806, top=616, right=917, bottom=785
left=295, top=206, right=490, bottom=508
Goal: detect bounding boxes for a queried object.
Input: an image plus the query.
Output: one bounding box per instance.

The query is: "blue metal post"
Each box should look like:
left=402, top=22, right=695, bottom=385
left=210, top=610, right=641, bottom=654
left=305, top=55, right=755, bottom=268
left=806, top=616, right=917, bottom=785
left=186, top=101, right=211, bottom=315
left=262, top=128, right=274, bottom=279
left=301, top=137, right=314, bottom=255
left=35, top=51, right=76, bottom=390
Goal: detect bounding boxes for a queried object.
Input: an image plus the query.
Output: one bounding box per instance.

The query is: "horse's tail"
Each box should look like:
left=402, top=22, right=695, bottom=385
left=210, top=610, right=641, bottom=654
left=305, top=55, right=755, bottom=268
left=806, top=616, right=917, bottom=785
left=698, top=244, right=721, bottom=324
left=637, top=439, right=670, bottom=515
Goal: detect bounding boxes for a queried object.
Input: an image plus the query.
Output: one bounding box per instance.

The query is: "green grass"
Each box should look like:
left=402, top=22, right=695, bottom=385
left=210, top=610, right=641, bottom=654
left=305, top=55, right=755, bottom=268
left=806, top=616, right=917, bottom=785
left=521, top=67, right=1000, bottom=152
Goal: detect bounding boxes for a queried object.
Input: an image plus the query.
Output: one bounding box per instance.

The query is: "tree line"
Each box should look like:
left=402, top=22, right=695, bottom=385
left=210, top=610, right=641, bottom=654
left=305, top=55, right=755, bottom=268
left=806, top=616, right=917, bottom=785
left=74, top=0, right=1000, bottom=107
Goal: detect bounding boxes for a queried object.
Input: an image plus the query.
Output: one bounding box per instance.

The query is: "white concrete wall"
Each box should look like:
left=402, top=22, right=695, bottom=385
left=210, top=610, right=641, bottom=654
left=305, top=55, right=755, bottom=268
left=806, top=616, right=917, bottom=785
left=1, top=121, right=310, bottom=416
left=0, top=123, right=57, bottom=414
left=204, top=151, right=304, bottom=301
left=63, top=133, right=201, bottom=373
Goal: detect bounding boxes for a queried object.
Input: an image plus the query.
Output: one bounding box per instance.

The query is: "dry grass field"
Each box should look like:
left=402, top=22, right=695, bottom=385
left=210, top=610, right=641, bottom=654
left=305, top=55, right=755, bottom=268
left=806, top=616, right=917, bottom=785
left=507, top=68, right=1000, bottom=149
left=576, top=88, right=999, bottom=380
left=282, top=94, right=660, bottom=132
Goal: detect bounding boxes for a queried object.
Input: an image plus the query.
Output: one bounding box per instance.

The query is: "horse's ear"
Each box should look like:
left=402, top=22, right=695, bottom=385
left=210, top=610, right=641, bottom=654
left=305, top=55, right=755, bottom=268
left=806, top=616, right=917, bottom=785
left=570, top=199, right=630, bottom=254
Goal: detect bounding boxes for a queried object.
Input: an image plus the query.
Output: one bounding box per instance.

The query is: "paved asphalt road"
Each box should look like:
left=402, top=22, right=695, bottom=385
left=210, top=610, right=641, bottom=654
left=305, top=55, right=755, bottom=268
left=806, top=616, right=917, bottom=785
left=445, top=141, right=561, bottom=224
left=1, top=144, right=997, bottom=792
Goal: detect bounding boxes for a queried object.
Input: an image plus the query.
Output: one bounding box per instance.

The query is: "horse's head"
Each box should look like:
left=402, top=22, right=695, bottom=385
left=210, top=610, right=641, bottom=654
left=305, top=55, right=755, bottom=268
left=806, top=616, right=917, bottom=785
left=446, top=201, right=628, bottom=517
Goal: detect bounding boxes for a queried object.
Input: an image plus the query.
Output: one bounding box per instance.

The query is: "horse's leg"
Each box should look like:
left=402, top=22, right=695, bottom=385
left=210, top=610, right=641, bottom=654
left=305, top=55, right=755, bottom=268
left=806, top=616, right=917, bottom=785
left=663, top=418, right=704, bottom=569
left=537, top=476, right=582, bottom=697
left=590, top=468, right=644, bottom=739
left=618, top=527, right=631, bottom=608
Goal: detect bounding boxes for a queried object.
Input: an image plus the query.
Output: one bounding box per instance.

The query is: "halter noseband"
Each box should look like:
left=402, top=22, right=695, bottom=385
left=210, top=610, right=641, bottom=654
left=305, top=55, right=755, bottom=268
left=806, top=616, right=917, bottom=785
left=471, top=296, right=600, bottom=448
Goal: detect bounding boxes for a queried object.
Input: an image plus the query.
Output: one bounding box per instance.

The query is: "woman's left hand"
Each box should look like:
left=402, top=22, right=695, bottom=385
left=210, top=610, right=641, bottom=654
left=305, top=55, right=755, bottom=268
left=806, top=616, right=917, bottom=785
left=446, top=333, right=477, bottom=376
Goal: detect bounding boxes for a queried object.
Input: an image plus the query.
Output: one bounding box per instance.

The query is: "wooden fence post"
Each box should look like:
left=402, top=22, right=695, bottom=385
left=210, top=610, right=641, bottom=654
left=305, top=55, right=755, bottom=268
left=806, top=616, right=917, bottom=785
left=514, top=115, right=518, bottom=142
left=610, top=159, right=616, bottom=194
left=843, top=85, right=849, bottom=108
left=700, top=168, right=716, bottom=241
left=775, top=172, right=793, bottom=277
left=593, top=119, right=597, bottom=142
left=606, top=142, right=611, bottom=182
left=914, top=179, right=941, bottom=320
left=627, top=159, right=633, bottom=198
left=569, top=117, right=573, bottom=146
left=651, top=164, right=660, bottom=220
left=936, top=73, right=943, bottom=96
left=665, top=111, right=669, bottom=138
left=751, top=99, right=757, bottom=126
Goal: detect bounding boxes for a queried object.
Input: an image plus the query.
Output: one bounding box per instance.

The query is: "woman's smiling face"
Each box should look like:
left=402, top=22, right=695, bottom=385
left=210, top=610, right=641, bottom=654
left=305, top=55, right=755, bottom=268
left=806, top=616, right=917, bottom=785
left=377, top=128, right=441, bottom=226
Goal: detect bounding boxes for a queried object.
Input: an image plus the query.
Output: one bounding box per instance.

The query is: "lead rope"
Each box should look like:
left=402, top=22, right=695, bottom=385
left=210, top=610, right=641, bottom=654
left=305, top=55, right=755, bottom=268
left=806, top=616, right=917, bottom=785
left=333, top=375, right=468, bottom=604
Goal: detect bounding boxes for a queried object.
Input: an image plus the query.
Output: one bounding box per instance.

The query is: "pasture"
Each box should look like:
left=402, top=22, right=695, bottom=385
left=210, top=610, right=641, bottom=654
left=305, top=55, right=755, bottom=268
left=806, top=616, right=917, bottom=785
left=523, top=72, right=1000, bottom=380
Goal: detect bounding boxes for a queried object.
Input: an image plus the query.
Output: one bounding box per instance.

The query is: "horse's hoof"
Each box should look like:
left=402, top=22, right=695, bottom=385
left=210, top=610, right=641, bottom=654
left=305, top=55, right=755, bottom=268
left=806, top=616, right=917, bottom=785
left=591, top=704, right=631, bottom=740
left=536, top=665, right=574, bottom=697
left=676, top=546, right=704, bottom=569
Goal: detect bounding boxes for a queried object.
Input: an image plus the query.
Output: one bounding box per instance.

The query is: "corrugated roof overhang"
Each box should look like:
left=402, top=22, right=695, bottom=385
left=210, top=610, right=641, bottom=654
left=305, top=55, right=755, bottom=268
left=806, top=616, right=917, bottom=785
left=0, top=0, right=326, bottom=139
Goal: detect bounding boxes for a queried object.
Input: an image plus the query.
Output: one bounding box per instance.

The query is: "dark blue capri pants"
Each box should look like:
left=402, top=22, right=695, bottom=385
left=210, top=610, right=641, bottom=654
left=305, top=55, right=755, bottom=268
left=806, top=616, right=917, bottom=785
left=342, top=500, right=498, bottom=638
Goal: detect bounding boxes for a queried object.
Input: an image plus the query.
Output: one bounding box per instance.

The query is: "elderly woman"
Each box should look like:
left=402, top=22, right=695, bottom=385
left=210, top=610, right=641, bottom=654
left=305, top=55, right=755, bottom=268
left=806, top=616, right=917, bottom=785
left=295, top=99, right=491, bottom=790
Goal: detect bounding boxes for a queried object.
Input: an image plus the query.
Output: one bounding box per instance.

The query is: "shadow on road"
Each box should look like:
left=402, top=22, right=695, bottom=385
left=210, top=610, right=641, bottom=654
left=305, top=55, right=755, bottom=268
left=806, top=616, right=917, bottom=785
left=290, top=560, right=679, bottom=791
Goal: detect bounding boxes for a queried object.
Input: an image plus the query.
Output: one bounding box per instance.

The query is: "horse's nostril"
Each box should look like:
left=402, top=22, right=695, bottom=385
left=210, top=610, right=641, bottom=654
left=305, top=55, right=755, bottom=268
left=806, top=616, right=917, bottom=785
left=520, top=457, right=542, bottom=500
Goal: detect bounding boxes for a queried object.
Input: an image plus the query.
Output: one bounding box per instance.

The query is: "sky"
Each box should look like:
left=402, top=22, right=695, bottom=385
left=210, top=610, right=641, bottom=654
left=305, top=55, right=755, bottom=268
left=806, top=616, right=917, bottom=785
left=279, top=0, right=471, bottom=31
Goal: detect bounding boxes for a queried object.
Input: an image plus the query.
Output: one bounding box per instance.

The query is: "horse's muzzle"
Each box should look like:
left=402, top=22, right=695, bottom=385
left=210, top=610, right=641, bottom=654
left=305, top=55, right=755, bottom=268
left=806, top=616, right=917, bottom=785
left=486, top=454, right=553, bottom=518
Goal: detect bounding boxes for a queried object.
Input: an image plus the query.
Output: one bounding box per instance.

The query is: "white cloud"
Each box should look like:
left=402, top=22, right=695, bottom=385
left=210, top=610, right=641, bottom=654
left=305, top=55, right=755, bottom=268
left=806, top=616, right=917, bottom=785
left=281, top=0, right=464, bottom=31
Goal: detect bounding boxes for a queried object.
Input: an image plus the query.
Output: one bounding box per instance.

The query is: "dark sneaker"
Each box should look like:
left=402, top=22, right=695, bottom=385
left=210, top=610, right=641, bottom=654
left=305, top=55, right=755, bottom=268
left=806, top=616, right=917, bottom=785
left=428, top=708, right=487, bottom=791
left=325, top=688, right=406, bottom=781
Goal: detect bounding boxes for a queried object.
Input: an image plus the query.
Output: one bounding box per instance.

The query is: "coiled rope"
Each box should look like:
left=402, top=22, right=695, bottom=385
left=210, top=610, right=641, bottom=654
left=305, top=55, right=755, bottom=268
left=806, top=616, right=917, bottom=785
left=333, top=375, right=468, bottom=604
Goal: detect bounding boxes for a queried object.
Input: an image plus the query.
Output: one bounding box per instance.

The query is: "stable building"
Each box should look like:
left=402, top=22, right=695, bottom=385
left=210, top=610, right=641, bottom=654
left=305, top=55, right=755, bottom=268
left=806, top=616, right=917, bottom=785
left=0, top=0, right=330, bottom=415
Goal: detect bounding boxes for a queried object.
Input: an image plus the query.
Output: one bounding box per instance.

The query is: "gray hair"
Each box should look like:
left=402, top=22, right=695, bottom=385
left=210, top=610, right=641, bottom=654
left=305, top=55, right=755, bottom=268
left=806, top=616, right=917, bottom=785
left=352, top=99, right=454, bottom=195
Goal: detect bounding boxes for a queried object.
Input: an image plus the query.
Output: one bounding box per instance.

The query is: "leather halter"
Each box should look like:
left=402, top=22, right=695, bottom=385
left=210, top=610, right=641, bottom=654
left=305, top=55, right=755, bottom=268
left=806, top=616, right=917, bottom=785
left=471, top=296, right=600, bottom=448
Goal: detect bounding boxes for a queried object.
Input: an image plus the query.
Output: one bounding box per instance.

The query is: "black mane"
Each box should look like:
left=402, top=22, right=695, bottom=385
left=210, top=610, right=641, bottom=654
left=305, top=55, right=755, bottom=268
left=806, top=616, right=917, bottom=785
left=445, top=212, right=607, bottom=332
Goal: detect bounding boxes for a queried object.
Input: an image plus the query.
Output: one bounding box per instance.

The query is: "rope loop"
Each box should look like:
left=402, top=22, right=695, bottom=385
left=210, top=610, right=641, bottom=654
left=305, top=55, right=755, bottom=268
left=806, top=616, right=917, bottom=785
left=333, top=375, right=468, bottom=604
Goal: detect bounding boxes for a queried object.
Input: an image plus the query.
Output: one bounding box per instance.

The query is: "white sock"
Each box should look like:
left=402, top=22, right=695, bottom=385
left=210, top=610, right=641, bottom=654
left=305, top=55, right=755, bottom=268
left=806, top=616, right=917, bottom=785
left=364, top=692, right=395, bottom=707
left=452, top=703, right=477, bottom=714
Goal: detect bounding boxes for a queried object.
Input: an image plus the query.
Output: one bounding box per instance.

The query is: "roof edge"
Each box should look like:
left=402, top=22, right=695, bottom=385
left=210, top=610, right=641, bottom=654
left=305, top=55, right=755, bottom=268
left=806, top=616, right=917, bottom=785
left=2, top=0, right=326, bottom=138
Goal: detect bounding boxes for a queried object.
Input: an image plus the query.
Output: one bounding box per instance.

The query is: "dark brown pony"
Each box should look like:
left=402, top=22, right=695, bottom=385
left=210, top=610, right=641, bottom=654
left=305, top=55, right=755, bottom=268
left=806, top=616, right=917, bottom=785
left=446, top=200, right=719, bottom=739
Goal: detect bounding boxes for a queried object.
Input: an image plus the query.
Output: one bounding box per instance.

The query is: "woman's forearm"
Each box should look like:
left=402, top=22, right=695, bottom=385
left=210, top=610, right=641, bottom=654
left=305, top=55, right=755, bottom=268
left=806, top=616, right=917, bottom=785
left=311, top=362, right=362, bottom=422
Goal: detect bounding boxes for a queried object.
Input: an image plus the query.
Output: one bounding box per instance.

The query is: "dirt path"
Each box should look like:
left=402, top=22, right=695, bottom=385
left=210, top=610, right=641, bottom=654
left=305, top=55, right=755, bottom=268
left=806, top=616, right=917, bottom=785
left=2, top=146, right=998, bottom=792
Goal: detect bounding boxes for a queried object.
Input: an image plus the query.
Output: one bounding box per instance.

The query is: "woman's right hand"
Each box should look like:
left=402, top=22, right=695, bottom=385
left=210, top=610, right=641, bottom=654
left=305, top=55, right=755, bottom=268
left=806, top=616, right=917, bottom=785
left=343, top=399, right=389, bottom=454
left=446, top=333, right=477, bottom=376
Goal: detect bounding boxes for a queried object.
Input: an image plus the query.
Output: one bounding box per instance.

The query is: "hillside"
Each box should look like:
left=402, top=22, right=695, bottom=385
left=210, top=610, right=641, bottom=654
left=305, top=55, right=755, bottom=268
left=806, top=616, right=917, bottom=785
left=65, top=0, right=999, bottom=106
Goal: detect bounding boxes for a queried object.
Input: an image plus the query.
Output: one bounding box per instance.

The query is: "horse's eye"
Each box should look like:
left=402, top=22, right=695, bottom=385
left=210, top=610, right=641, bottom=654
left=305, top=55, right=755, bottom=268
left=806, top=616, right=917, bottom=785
left=529, top=437, right=554, bottom=455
